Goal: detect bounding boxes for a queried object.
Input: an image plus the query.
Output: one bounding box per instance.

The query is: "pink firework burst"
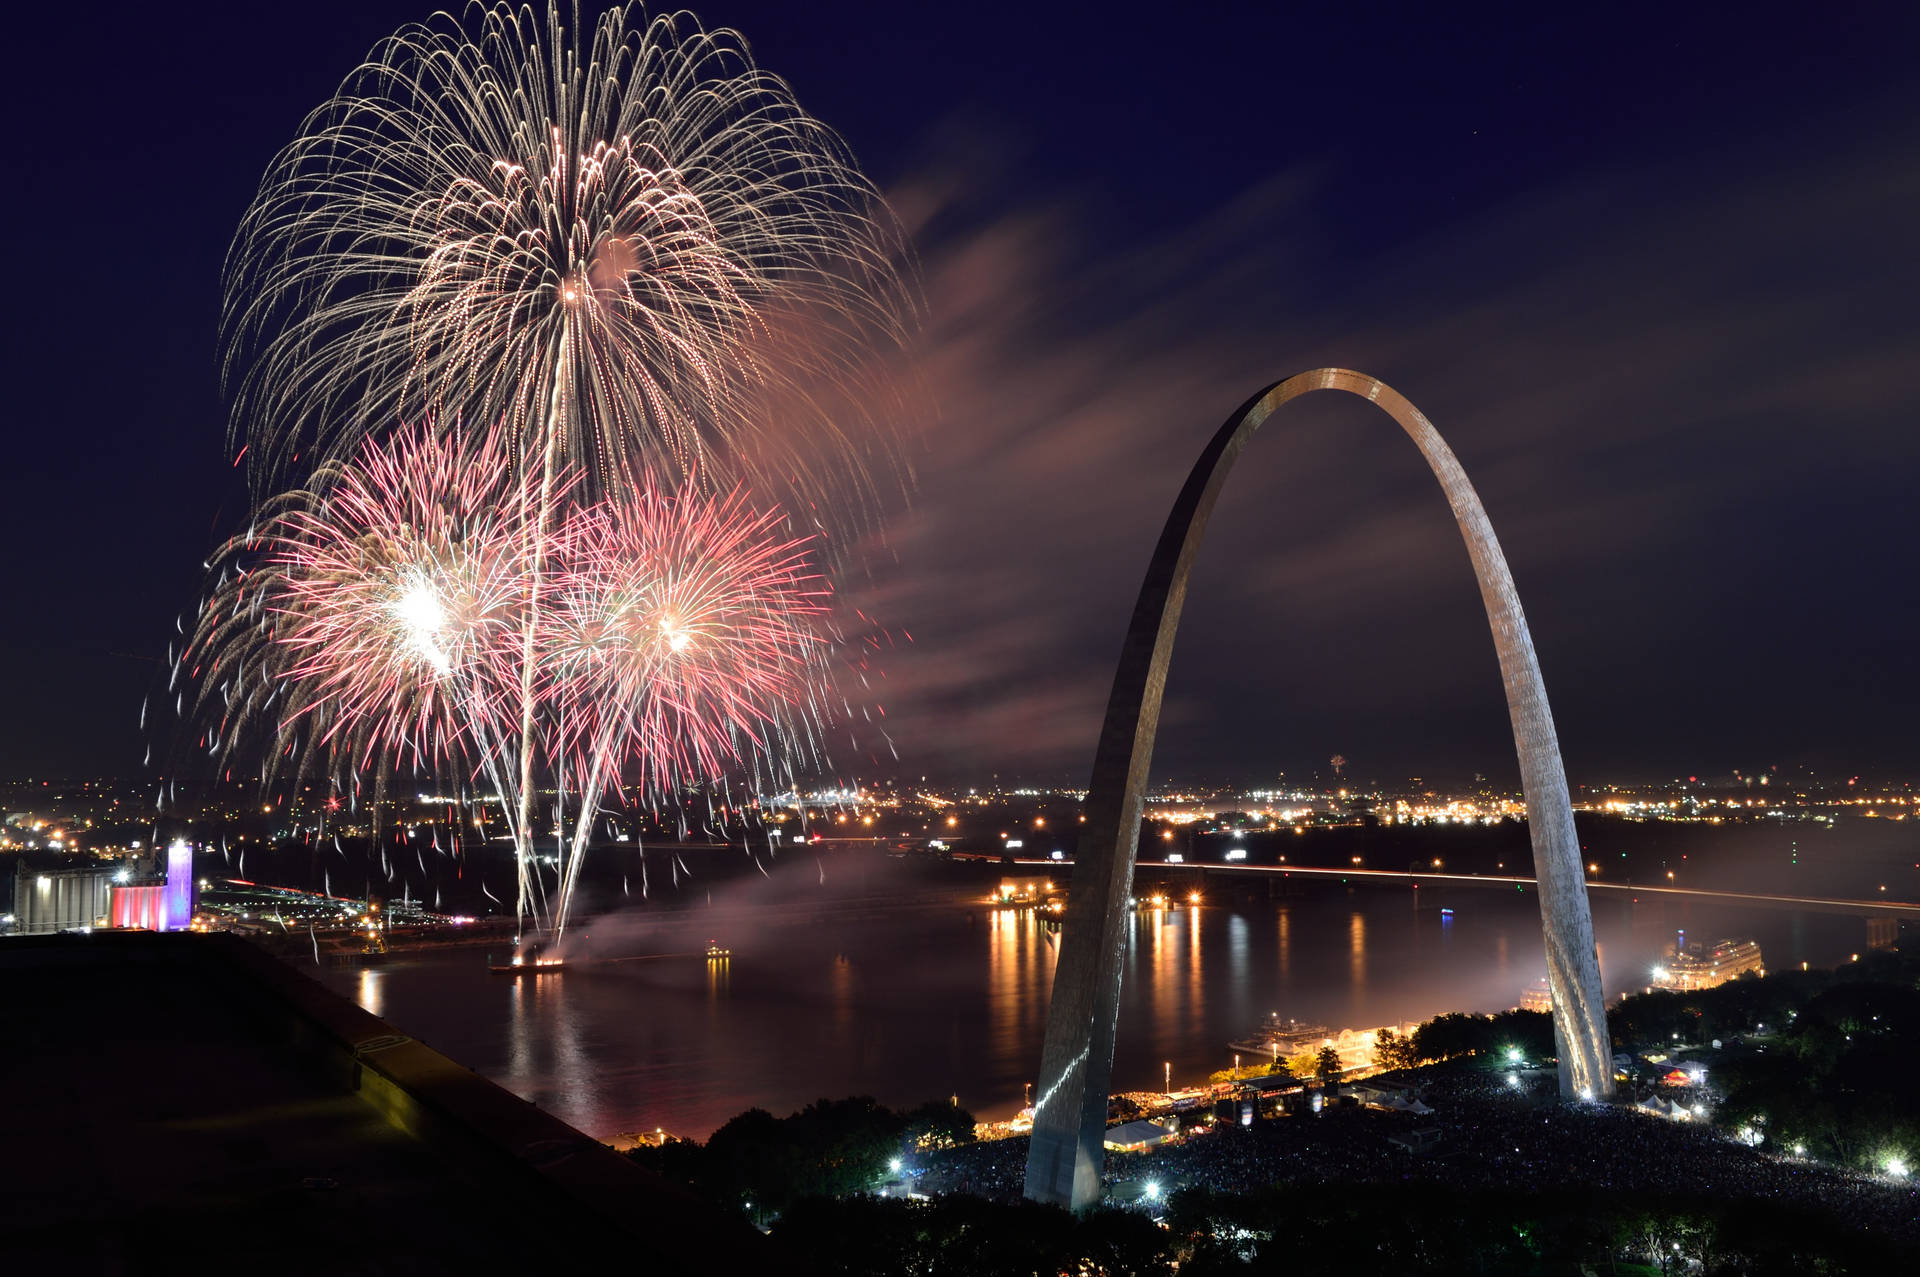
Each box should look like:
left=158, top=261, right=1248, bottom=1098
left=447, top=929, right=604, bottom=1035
left=265, top=423, right=564, bottom=772
left=541, top=485, right=830, bottom=795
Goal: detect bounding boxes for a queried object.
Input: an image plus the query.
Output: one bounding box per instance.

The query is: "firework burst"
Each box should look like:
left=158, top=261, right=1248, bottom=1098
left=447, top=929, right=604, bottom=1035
left=182, top=426, right=832, bottom=939
left=184, top=425, right=558, bottom=816
left=540, top=484, right=830, bottom=937
left=224, top=0, right=912, bottom=511
left=270, top=430, right=546, bottom=767
left=544, top=485, right=830, bottom=793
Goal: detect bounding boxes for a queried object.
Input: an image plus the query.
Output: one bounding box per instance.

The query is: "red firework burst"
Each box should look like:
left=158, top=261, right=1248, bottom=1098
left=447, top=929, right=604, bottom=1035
left=540, top=485, right=830, bottom=793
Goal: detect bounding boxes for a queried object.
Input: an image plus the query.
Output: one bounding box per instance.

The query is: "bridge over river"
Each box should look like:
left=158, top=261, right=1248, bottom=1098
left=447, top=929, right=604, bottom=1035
left=976, top=854, right=1920, bottom=921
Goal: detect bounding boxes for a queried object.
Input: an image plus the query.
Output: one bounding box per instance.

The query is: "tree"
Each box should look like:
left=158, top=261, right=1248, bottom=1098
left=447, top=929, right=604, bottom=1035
left=787, top=1096, right=907, bottom=1197
left=703, top=1106, right=801, bottom=1209
left=1373, top=1028, right=1418, bottom=1071
left=621, top=1133, right=705, bottom=1186
left=1488, top=1009, right=1556, bottom=1060
left=1314, top=1046, right=1342, bottom=1090
left=1209, top=1058, right=1290, bottom=1087
left=905, top=1098, right=978, bottom=1149
left=701, top=1096, right=907, bottom=1212
left=1411, top=1012, right=1496, bottom=1062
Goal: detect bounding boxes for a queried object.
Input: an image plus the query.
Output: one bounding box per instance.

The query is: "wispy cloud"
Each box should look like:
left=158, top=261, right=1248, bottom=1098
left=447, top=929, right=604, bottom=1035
left=837, top=127, right=1920, bottom=783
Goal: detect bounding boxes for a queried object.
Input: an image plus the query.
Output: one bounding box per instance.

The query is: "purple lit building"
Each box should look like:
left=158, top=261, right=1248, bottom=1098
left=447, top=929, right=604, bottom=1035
left=107, top=842, right=195, bottom=931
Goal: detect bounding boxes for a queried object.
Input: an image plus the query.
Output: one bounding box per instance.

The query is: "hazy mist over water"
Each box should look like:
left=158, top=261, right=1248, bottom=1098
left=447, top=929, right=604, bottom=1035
left=331, top=876, right=1883, bottom=1141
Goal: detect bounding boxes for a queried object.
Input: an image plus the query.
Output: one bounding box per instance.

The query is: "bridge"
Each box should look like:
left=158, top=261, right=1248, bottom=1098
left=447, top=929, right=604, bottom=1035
left=976, top=854, right=1920, bottom=919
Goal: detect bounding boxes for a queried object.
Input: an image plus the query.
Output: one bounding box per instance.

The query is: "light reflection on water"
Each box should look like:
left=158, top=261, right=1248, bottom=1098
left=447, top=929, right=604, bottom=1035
left=335, top=885, right=1876, bottom=1141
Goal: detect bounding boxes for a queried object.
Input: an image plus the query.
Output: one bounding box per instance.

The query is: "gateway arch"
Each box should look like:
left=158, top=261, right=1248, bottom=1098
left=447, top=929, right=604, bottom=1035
left=1024, top=368, right=1612, bottom=1211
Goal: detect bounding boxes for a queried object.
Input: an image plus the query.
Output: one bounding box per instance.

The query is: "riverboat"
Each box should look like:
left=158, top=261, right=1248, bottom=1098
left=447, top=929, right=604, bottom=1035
left=488, top=956, right=565, bottom=976
left=1228, top=1012, right=1334, bottom=1058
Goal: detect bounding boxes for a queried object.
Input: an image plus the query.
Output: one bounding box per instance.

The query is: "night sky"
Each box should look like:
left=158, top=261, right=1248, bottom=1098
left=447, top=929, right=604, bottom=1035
left=8, top=1, right=1918, bottom=786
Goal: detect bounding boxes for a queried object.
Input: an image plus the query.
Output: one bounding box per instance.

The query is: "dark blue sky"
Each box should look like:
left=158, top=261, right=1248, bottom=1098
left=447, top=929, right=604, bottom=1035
left=7, top=2, right=1918, bottom=785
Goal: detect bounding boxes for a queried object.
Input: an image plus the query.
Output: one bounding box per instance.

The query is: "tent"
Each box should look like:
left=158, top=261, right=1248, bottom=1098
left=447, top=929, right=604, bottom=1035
left=1103, top=1120, right=1174, bottom=1152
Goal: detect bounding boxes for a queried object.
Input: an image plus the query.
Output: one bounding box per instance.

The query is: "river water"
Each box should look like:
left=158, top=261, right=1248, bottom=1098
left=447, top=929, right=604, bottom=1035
left=324, top=875, right=1879, bottom=1140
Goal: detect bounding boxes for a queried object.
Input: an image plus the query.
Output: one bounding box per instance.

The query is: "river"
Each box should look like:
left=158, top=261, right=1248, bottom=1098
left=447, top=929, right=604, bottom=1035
left=322, top=872, right=1882, bottom=1140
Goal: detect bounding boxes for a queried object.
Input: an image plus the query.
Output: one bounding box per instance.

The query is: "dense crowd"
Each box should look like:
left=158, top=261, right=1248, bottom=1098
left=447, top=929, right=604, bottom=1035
left=921, top=1066, right=1920, bottom=1242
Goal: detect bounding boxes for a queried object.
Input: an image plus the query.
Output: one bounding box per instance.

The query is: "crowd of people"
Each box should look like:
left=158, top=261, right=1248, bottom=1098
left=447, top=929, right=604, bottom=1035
left=920, top=1065, right=1920, bottom=1242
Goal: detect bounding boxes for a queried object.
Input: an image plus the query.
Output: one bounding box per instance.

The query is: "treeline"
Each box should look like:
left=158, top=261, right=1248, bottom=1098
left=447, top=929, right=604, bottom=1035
left=771, top=1182, right=1907, bottom=1275
left=1380, top=944, right=1920, bottom=1176
left=1207, top=1045, right=1344, bottom=1087
left=1376, top=1009, right=1558, bottom=1068
left=1382, top=944, right=1920, bottom=1068
left=1701, top=952, right=1920, bottom=1173
left=776, top=1196, right=1172, bottom=1276
left=622, top=1095, right=975, bottom=1215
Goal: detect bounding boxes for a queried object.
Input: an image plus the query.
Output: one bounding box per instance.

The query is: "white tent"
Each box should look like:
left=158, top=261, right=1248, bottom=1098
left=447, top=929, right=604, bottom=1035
left=1103, top=1120, right=1174, bottom=1152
